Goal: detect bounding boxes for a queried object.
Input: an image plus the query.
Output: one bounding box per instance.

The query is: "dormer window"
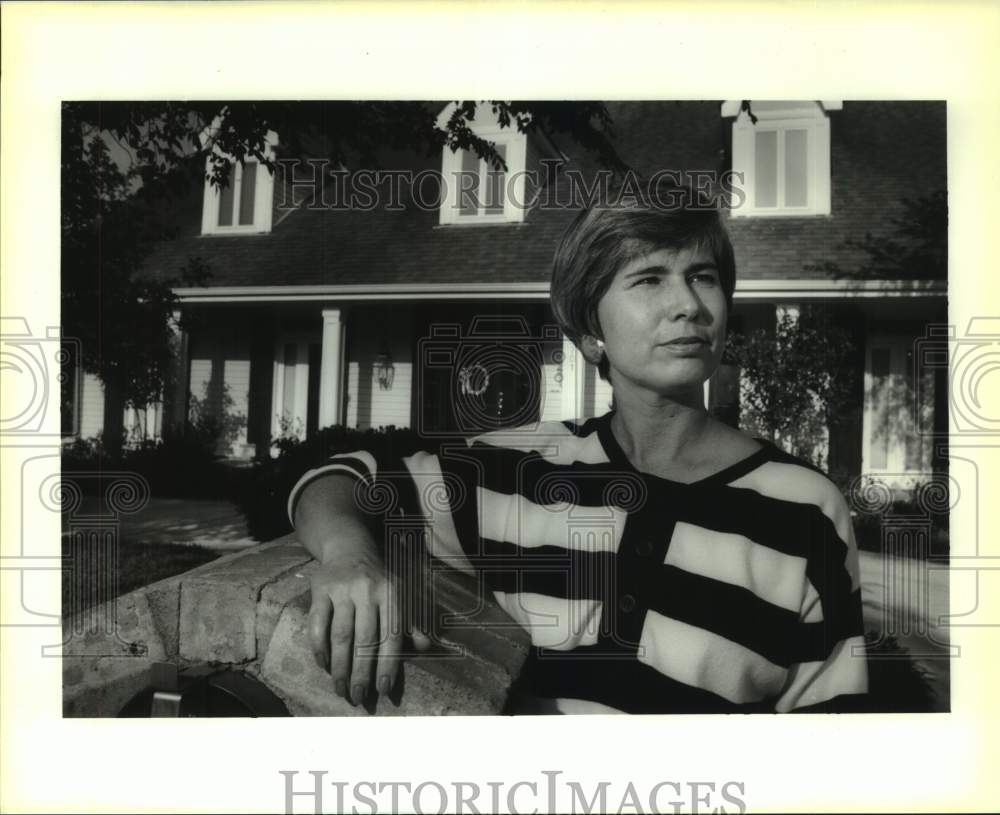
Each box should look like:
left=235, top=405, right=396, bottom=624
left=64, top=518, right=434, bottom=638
left=437, top=104, right=528, bottom=226
left=724, top=101, right=839, bottom=218
left=200, top=129, right=277, bottom=235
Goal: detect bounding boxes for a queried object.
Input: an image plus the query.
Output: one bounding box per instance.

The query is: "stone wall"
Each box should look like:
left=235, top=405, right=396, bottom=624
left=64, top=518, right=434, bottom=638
left=63, top=535, right=530, bottom=716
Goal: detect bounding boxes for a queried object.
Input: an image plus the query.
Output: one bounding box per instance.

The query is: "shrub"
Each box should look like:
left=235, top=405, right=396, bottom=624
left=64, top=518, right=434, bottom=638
left=61, top=406, right=249, bottom=501
left=236, top=425, right=442, bottom=542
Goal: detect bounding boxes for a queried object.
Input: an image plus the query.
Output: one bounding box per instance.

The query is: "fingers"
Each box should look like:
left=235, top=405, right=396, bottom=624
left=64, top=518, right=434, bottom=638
left=350, top=598, right=378, bottom=705
left=404, top=576, right=433, bottom=653
left=376, top=588, right=404, bottom=696
left=328, top=598, right=355, bottom=700
left=310, top=565, right=415, bottom=710
left=307, top=591, right=333, bottom=671
left=409, top=627, right=432, bottom=652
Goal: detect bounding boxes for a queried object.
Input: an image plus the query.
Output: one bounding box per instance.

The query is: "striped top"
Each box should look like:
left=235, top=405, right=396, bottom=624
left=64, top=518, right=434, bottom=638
left=288, top=412, right=868, bottom=714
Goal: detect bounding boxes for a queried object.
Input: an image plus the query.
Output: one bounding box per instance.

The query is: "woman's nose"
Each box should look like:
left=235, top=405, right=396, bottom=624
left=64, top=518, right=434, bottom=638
left=661, top=279, right=701, bottom=320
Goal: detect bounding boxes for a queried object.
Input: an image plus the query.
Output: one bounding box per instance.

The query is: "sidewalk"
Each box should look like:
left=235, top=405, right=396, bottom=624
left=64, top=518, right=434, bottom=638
left=78, top=496, right=259, bottom=552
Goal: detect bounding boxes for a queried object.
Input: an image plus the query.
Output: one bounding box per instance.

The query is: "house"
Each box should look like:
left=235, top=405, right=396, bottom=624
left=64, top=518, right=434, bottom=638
left=65, top=100, right=948, bottom=490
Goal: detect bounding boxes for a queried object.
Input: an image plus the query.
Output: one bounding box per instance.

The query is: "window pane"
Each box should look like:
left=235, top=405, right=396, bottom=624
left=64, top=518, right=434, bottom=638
left=458, top=149, right=480, bottom=215
left=238, top=161, right=257, bottom=225
left=282, top=343, right=297, bottom=420
left=754, top=131, right=777, bottom=208
left=484, top=143, right=506, bottom=213
left=784, top=129, right=808, bottom=207
left=869, top=347, right=891, bottom=469
left=218, top=163, right=235, bottom=226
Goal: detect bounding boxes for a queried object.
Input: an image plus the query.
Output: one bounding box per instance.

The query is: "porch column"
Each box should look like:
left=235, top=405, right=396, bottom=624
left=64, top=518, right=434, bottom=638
left=162, top=308, right=189, bottom=436
left=319, top=308, right=346, bottom=429
left=559, top=336, right=587, bottom=419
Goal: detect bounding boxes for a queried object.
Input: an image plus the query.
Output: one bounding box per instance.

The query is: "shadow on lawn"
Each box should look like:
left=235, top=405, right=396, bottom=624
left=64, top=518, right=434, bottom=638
left=61, top=537, right=219, bottom=617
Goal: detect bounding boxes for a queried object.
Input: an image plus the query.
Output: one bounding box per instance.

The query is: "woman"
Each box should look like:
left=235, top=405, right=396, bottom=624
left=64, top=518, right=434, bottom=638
left=289, top=190, right=869, bottom=714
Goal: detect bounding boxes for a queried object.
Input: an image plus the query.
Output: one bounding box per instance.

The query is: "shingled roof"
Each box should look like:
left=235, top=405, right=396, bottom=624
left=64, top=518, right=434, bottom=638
left=141, top=101, right=946, bottom=290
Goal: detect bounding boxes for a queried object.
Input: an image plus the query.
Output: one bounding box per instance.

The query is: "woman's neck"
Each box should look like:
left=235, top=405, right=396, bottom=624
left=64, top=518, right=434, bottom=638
left=609, top=387, right=711, bottom=470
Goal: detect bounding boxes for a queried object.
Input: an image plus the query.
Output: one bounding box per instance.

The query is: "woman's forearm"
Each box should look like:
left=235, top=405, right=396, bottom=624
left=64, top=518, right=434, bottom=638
left=293, top=473, right=379, bottom=564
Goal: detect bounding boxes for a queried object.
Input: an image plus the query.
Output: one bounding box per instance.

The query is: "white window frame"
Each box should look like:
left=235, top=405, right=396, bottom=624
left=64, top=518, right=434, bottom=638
left=438, top=128, right=528, bottom=226
left=729, top=102, right=832, bottom=218
left=200, top=131, right=278, bottom=236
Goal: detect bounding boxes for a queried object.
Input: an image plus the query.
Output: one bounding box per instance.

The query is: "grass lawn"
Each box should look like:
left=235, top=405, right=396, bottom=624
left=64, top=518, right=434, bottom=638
left=62, top=537, right=220, bottom=616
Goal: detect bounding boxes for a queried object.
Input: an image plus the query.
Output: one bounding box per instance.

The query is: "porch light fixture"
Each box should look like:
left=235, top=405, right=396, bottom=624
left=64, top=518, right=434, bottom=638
left=375, top=349, right=395, bottom=390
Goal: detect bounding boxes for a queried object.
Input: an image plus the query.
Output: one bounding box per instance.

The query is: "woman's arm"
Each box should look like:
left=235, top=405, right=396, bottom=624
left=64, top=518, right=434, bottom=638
left=773, top=485, right=869, bottom=712
left=294, top=472, right=428, bottom=706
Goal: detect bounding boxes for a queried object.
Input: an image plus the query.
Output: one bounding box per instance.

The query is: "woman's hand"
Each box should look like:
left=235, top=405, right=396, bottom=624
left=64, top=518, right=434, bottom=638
left=307, top=542, right=430, bottom=706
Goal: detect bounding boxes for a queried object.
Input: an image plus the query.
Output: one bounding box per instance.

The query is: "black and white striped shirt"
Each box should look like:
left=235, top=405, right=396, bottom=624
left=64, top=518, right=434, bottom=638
left=289, top=411, right=868, bottom=713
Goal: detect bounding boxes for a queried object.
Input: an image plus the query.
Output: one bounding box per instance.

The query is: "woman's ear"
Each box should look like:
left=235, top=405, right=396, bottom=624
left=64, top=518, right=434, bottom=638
left=580, top=334, right=605, bottom=367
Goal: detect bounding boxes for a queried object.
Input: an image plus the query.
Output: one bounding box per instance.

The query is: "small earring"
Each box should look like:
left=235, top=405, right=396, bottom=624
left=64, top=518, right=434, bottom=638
left=596, top=339, right=605, bottom=350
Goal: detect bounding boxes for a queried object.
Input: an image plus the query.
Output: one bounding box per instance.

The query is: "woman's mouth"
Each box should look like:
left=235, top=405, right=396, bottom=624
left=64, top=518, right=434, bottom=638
left=661, top=337, right=708, bottom=346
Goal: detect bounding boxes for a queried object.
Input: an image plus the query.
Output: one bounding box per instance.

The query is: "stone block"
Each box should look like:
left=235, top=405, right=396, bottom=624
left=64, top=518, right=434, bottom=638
left=64, top=534, right=531, bottom=717
left=143, top=579, right=181, bottom=660
left=427, top=565, right=531, bottom=675
left=258, top=594, right=504, bottom=716
left=179, top=538, right=313, bottom=664
left=257, top=562, right=314, bottom=657
left=62, top=588, right=167, bottom=717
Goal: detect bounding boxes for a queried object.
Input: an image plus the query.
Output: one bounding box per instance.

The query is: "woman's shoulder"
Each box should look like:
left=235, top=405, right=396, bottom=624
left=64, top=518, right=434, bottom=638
left=468, top=418, right=609, bottom=465
left=723, top=433, right=854, bottom=531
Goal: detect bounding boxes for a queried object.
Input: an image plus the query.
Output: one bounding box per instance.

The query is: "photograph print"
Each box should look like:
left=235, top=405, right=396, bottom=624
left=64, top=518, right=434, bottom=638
left=59, top=99, right=950, bottom=718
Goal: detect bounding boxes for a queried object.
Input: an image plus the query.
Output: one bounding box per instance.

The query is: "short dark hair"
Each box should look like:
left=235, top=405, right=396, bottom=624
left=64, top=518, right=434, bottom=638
left=549, top=184, right=736, bottom=381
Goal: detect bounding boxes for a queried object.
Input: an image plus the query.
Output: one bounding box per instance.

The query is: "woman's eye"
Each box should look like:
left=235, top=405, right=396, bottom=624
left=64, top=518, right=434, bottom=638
left=689, top=272, right=718, bottom=286
left=634, top=275, right=660, bottom=286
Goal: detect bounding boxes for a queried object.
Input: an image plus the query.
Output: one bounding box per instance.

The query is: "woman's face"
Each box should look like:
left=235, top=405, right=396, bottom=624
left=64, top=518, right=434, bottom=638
left=595, top=244, right=727, bottom=400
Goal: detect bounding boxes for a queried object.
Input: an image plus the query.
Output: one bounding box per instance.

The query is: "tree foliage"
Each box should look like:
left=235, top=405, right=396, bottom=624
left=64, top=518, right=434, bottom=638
left=67, top=100, right=627, bottom=188
left=806, top=190, right=947, bottom=281
left=61, top=104, right=209, bottom=416
left=726, top=311, right=856, bottom=466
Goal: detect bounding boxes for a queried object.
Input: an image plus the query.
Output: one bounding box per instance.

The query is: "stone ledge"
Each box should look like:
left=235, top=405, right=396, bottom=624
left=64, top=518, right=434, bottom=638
left=63, top=535, right=530, bottom=716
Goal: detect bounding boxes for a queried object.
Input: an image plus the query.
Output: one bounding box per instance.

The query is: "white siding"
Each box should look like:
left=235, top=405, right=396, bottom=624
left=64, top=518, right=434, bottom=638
left=583, top=360, right=614, bottom=418
left=188, top=358, right=213, bottom=404
left=225, top=358, right=251, bottom=438
left=540, top=362, right=564, bottom=421
left=369, top=361, right=412, bottom=429
left=862, top=333, right=934, bottom=485
left=188, top=324, right=252, bottom=456
left=345, top=360, right=361, bottom=428
left=78, top=373, right=104, bottom=439
left=539, top=337, right=565, bottom=421
left=592, top=367, right=615, bottom=416
left=346, top=306, right=413, bottom=430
